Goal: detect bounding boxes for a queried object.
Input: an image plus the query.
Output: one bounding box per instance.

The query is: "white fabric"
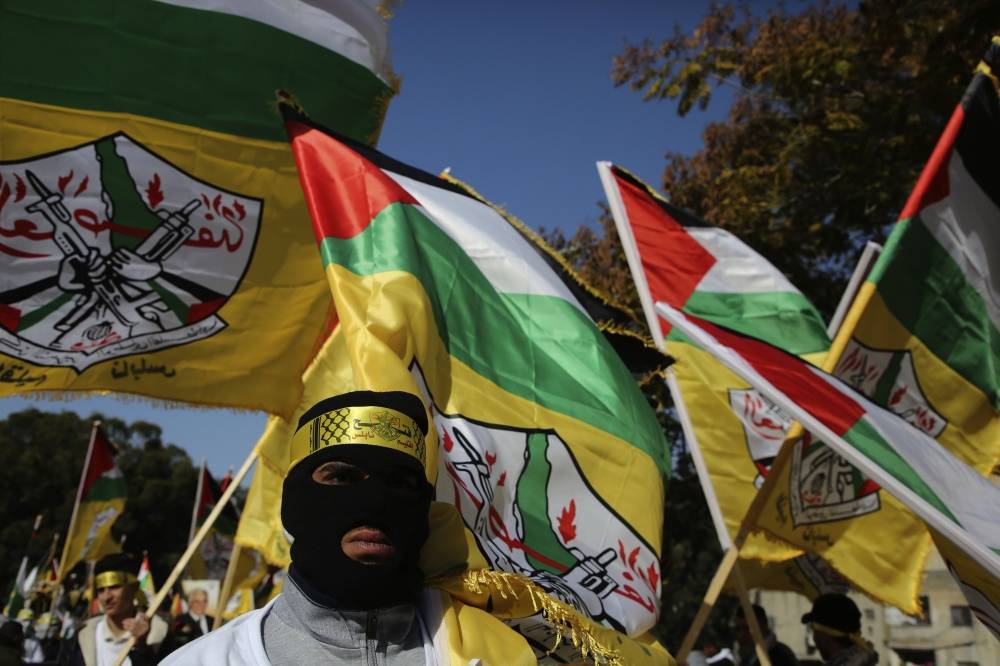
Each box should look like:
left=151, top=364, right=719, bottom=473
left=919, top=151, right=1000, bottom=332
left=162, top=590, right=453, bottom=665
left=687, top=227, right=800, bottom=295
left=657, top=300, right=1000, bottom=581
left=94, top=618, right=132, bottom=666
left=153, top=0, right=389, bottom=79
left=387, top=171, right=588, bottom=316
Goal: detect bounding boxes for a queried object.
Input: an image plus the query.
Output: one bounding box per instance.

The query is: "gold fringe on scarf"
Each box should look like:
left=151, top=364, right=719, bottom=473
left=459, top=569, right=625, bottom=666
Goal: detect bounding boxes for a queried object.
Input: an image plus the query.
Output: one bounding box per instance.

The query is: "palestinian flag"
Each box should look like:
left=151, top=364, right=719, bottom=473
left=751, top=55, right=1000, bottom=613
left=598, top=162, right=829, bottom=571
left=138, top=553, right=156, bottom=598
left=440, top=172, right=671, bottom=378
left=187, top=463, right=239, bottom=580
left=659, top=302, right=1000, bottom=606
left=597, top=162, right=828, bottom=353
left=58, top=424, right=125, bottom=582
left=0, top=0, right=391, bottom=418
left=285, top=108, right=671, bottom=663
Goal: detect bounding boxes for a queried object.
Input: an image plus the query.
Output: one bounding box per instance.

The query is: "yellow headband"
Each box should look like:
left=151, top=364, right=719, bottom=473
left=289, top=405, right=425, bottom=472
left=94, top=571, right=137, bottom=589
left=810, top=622, right=869, bottom=649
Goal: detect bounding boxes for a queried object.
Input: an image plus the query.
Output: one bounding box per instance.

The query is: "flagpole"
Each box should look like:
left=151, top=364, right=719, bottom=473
left=826, top=241, right=881, bottom=339
left=673, top=239, right=888, bottom=659
left=57, top=421, right=100, bottom=584
left=665, top=370, right=732, bottom=551
left=111, top=447, right=258, bottom=666
left=213, top=543, right=243, bottom=630
left=732, top=561, right=773, bottom=666
left=189, top=460, right=206, bottom=545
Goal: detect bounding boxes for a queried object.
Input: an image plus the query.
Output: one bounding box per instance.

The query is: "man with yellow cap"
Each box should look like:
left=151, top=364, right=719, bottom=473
left=69, top=553, right=167, bottom=666
left=163, top=391, right=442, bottom=664
left=164, top=390, right=670, bottom=665
left=801, top=594, right=878, bottom=666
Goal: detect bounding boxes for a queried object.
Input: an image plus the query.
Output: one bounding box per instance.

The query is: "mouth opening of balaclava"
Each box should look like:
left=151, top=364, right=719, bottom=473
left=281, top=445, right=433, bottom=610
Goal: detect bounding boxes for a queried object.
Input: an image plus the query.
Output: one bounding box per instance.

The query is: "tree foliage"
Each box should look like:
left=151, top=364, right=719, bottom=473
left=548, top=0, right=999, bottom=650
left=611, top=0, right=999, bottom=314
left=0, top=409, right=199, bottom=588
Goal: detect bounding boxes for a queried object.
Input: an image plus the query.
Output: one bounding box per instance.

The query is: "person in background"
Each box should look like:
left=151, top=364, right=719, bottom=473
left=735, top=603, right=800, bottom=666
left=0, top=621, right=23, bottom=666
left=160, top=589, right=210, bottom=656
left=801, top=594, right=878, bottom=666
left=69, top=553, right=167, bottom=666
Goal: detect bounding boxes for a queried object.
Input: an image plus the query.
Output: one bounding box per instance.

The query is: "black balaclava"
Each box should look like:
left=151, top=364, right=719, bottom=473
left=281, top=392, right=433, bottom=610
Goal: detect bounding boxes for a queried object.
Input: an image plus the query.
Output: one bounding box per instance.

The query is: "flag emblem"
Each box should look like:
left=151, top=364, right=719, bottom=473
left=835, top=339, right=947, bottom=437
left=0, top=133, right=261, bottom=371
left=424, top=354, right=659, bottom=633
left=728, top=388, right=791, bottom=487
left=789, top=433, right=881, bottom=525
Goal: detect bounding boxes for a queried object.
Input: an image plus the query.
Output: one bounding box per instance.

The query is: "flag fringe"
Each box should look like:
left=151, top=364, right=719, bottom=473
left=746, top=525, right=930, bottom=615
left=8, top=388, right=269, bottom=417
left=460, top=569, right=625, bottom=665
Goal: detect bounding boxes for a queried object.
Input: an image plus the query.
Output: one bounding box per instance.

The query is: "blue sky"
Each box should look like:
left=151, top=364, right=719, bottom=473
left=0, top=1, right=738, bottom=477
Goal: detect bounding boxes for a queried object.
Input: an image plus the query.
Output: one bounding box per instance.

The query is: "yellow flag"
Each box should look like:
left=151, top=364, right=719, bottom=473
left=0, top=1, right=392, bottom=418
left=753, top=67, right=1000, bottom=614
left=60, top=425, right=125, bottom=581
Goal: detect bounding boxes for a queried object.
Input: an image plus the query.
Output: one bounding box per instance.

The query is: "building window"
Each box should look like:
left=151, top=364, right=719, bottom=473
left=950, top=605, right=973, bottom=626
left=914, top=596, right=932, bottom=625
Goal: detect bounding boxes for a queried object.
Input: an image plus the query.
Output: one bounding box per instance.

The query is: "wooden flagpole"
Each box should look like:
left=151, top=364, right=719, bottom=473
left=672, top=242, right=884, bottom=661
left=56, top=421, right=100, bottom=584
left=188, top=460, right=206, bottom=545
left=213, top=543, right=243, bottom=630
left=111, top=447, right=258, bottom=666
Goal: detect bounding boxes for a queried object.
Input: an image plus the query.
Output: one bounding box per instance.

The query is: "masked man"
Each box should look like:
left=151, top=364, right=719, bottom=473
left=70, top=553, right=168, bottom=666
left=163, top=391, right=445, bottom=664
left=164, top=390, right=671, bottom=665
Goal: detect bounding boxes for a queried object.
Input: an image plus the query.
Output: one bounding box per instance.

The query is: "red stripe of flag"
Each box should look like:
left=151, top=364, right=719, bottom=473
left=687, top=312, right=865, bottom=435
left=614, top=171, right=717, bottom=312
left=285, top=121, right=417, bottom=242
left=898, top=104, right=963, bottom=220
left=80, top=427, right=115, bottom=498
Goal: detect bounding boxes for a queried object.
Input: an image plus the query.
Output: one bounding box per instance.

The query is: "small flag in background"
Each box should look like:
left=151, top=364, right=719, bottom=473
left=138, top=553, right=156, bottom=599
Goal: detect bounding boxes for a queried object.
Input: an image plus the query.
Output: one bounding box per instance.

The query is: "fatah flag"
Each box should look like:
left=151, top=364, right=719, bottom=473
left=58, top=424, right=125, bottom=581
left=0, top=0, right=392, bottom=418
left=751, top=53, right=1000, bottom=614
left=187, top=464, right=239, bottom=581
left=284, top=107, right=672, bottom=664
left=658, top=301, right=1000, bottom=638
left=598, top=162, right=844, bottom=587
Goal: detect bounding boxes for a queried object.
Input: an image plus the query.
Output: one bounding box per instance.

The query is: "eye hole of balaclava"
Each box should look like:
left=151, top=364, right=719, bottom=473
left=281, top=445, right=433, bottom=609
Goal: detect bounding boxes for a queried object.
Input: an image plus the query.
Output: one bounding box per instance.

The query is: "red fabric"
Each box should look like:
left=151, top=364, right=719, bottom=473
left=689, top=313, right=865, bottom=436
left=80, top=427, right=115, bottom=496
left=614, top=172, right=716, bottom=336
left=195, top=467, right=217, bottom=524
left=899, top=105, right=963, bottom=220
left=285, top=121, right=418, bottom=242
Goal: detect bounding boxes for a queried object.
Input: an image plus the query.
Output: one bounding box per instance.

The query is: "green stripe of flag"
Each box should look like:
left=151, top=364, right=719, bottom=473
left=844, top=417, right=959, bottom=526
left=683, top=290, right=830, bottom=356
left=870, top=215, right=1000, bottom=409
left=83, top=473, right=126, bottom=502
left=0, top=0, right=389, bottom=143
left=319, top=202, right=669, bottom=477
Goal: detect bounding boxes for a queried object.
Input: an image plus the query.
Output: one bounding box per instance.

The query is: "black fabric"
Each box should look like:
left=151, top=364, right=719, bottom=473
left=94, top=552, right=137, bottom=577
left=802, top=593, right=862, bottom=633
left=281, top=445, right=432, bottom=611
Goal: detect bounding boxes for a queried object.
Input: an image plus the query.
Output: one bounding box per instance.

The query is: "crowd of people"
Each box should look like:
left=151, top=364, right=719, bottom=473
left=0, top=553, right=214, bottom=666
